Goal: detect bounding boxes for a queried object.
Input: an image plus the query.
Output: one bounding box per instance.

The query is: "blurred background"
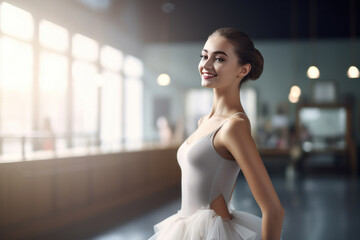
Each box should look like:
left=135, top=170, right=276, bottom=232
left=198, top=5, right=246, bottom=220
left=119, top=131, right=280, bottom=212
left=0, top=0, right=359, bottom=239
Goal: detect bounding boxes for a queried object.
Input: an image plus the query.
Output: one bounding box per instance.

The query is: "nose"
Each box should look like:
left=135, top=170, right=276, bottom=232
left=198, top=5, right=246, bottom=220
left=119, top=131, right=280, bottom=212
left=201, top=58, right=213, bottom=69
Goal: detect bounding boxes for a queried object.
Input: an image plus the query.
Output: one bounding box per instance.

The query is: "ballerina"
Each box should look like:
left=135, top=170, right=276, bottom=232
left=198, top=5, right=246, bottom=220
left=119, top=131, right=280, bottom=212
left=149, top=27, right=284, bottom=240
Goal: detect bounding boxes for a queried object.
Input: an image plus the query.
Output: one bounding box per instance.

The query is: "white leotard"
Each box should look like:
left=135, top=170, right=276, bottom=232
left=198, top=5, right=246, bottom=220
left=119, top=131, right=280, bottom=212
left=149, top=111, right=263, bottom=240
left=177, top=112, right=248, bottom=216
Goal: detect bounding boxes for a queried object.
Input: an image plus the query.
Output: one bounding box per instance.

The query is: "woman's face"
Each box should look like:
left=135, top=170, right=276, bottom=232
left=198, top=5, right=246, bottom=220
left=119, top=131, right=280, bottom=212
left=198, top=35, right=247, bottom=89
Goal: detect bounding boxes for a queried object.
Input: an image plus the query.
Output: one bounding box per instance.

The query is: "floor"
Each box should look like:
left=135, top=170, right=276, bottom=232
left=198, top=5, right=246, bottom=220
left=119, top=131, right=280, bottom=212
left=88, top=170, right=360, bottom=240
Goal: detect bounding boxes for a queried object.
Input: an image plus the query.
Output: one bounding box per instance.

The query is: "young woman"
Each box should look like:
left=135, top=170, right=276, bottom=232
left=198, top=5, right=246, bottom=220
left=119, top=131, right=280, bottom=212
left=149, top=27, right=284, bottom=240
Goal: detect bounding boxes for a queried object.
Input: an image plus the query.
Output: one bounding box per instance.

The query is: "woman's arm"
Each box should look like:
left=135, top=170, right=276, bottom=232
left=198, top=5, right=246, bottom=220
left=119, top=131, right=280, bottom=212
left=221, top=117, right=284, bottom=240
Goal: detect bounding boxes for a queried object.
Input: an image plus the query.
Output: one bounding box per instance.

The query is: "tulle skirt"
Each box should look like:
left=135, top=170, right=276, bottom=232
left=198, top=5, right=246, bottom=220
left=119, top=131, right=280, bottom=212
left=148, top=205, right=262, bottom=240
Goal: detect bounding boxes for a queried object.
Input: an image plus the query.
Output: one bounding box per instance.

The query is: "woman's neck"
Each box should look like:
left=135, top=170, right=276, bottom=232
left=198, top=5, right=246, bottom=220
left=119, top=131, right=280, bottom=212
left=208, top=87, right=245, bottom=118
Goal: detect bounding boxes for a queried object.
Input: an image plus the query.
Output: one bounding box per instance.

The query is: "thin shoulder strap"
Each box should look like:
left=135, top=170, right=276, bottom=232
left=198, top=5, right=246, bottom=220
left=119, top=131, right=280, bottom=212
left=211, top=112, right=249, bottom=136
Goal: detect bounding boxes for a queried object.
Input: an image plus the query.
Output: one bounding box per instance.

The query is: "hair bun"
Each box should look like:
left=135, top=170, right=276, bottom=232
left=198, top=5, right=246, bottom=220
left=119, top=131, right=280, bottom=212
left=210, top=27, right=264, bottom=86
left=248, top=48, right=264, bottom=80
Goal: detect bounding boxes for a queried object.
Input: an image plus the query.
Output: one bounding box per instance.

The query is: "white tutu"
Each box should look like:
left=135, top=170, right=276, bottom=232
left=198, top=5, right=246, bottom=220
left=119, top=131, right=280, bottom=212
left=148, top=205, right=262, bottom=240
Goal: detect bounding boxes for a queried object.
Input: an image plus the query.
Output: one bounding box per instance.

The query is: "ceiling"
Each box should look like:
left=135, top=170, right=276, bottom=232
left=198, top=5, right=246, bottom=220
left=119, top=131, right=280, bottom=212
left=77, top=0, right=360, bottom=43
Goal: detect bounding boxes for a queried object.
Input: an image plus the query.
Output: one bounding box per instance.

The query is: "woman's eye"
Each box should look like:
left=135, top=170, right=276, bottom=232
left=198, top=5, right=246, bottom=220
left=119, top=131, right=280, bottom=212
left=200, top=55, right=208, bottom=60
left=215, top=58, right=224, bottom=62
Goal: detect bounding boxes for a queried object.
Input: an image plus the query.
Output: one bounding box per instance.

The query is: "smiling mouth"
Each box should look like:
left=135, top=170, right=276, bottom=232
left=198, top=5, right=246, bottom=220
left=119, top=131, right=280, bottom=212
left=202, top=72, right=217, bottom=79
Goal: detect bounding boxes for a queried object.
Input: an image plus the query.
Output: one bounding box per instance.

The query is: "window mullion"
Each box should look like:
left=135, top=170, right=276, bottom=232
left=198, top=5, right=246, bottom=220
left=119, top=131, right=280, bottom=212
left=32, top=16, right=39, bottom=134
left=67, top=30, right=73, bottom=148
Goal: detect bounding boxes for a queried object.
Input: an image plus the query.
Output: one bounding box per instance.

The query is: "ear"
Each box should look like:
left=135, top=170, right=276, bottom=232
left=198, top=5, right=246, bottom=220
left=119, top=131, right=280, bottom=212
left=237, top=63, right=251, bottom=79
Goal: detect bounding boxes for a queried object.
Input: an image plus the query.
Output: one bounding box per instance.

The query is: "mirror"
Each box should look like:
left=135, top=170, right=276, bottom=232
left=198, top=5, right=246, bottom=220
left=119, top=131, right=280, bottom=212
left=298, top=106, right=347, bottom=151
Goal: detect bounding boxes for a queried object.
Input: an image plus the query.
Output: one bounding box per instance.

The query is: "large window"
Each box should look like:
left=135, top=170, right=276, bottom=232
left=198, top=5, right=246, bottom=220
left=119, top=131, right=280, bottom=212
left=100, top=45, right=124, bottom=148
left=101, top=71, right=123, bottom=147
left=0, top=2, right=144, bottom=160
left=184, top=87, right=258, bottom=137
left=0, top=3, right=34, bottom=157
left=39, top=20, right=68, bottom=52
left=123, top=56, right=144, bottom=144
left=72, top=60, right=98, bottom=135
left=0, top=37, right=33, bottom=134
left=38, top=20, right=69, bottom=151
left=185, top=89, right=213, bottom=136
left=72, top=34, right=99, bottom=142
left=0, top=2, right=33, bottom=40
left=39, top=51, right=68, bottom=132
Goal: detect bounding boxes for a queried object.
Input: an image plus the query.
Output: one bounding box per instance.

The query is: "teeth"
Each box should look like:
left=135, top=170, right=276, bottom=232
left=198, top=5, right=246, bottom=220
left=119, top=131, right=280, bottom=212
left=203, top=73, right=216, bottom=77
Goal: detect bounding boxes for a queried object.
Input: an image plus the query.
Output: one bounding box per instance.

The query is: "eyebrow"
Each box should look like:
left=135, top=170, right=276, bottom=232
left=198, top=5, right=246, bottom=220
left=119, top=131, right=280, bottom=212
left=202, top=49, right=228, bottom=57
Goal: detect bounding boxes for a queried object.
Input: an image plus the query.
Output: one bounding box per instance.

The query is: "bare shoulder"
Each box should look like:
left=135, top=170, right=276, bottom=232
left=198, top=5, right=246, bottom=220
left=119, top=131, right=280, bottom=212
left=221, top=114, right=252, bottom=140
left=220, top=115, right=259, bottom=164
left=226, top=113, right=251, bottom=131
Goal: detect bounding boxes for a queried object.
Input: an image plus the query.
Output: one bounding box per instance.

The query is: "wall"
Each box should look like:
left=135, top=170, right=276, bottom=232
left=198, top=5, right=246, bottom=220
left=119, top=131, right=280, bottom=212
left=2, top=0, right=360, bottom=147
left=143, top=39, right=360, bottom=144
left=0, top=146, right=181, bottom=239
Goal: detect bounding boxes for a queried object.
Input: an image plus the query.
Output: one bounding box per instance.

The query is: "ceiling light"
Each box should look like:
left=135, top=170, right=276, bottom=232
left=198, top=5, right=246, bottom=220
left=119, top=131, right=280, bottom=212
left=307, top=66, right=320, bottom=79
left=347, top=66, right=359, bottom=78
left=157, top=73, right=171, bottom=86
left=290, top=85, right=301, bottom=98
left=288, top=92, right=299, bottom=103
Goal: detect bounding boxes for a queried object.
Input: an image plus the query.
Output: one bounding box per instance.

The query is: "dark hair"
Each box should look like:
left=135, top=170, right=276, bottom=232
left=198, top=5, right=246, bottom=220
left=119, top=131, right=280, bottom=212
left=209, top=27, right=264, bottom=87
